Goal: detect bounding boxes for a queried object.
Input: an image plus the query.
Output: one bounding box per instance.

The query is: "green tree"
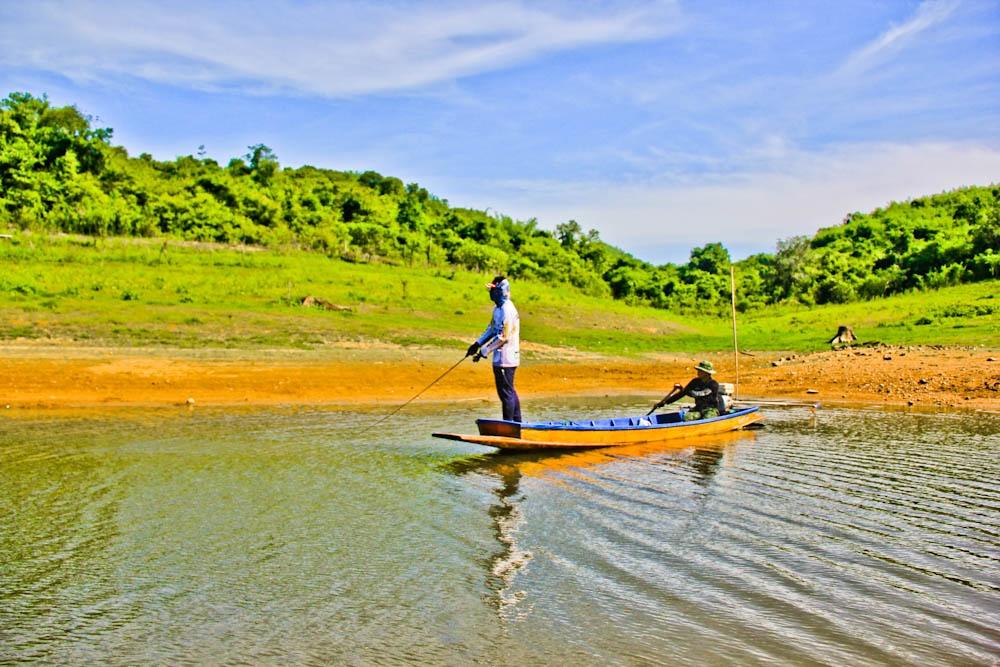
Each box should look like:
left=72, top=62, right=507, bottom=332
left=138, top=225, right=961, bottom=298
left=556, top=219, right=582, bottom=248
left=771, top=236, right=813, bottom=301
left=245, top=144, right=279, bottom=186
left=687, top=242, right=731, bottom=275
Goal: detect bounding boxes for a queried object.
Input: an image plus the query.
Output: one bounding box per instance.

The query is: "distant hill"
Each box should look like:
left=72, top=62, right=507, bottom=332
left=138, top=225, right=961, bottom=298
left=2, top=91, right=997, bottom=312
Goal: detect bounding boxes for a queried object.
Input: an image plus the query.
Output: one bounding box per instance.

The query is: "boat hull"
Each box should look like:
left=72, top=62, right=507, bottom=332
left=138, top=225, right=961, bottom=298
left=433, top=407, right=762, bottom=450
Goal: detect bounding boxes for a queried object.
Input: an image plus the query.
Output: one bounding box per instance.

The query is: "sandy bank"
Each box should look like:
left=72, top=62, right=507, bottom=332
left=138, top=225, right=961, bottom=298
left=2, top=344, right=998, bottom=414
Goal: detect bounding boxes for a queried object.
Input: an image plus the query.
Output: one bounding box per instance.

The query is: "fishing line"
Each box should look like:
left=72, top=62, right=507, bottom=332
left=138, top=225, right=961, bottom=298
left=360, top=354, right=470, bottom=434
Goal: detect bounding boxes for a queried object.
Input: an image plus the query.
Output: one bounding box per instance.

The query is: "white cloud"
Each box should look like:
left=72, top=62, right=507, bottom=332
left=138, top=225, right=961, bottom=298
left=0, top=0, right=681, bottom=96
left=464, top=142, right=1000, bottom=263
left=836, top=0, right=959, bottom=78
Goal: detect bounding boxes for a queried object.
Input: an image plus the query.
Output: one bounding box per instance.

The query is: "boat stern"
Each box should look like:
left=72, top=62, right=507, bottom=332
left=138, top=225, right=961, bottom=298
left=477, top=419, right=521, bottom=438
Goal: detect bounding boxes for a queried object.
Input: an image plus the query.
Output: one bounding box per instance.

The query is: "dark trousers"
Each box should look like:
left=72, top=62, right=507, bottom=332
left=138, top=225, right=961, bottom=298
left=492, top=366, right=521, bottom=422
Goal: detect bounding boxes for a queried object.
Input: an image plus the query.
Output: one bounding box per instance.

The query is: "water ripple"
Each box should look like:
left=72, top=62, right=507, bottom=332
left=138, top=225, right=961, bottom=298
left=2, top=404, right=998, bottom=665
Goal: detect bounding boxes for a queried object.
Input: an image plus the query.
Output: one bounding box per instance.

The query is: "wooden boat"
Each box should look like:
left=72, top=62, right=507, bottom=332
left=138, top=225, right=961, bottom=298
left=433, top=406, right=762, bottom=450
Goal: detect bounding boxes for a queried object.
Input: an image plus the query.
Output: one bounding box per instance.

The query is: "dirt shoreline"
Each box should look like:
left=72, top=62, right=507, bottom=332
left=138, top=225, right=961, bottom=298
left=2, top=344, right=998, bottom=413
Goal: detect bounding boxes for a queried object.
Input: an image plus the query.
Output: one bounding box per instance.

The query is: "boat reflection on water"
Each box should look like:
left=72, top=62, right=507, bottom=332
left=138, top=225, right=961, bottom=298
left=443, top=429, right=756, bottom=620
left=447, top=428, right=755, bottom=482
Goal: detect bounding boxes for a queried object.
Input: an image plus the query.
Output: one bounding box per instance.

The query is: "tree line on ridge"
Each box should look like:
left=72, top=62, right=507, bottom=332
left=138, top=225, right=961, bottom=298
left=2, top=92, right=998, bottom=313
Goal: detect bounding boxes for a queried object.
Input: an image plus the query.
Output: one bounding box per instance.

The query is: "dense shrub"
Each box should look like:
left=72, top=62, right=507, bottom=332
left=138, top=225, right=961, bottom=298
left=2, top=91, right=997, bottom=314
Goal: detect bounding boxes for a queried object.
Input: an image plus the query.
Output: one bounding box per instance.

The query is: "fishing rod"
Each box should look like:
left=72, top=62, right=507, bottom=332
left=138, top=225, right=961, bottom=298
left=360, top=353, right=472, bottom=434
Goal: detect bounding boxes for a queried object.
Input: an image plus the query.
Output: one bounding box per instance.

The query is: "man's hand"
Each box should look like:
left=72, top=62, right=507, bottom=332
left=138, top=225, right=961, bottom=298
left=466, top=341, right=481, bottom=357
left=673, top=383, right=683, bottom=391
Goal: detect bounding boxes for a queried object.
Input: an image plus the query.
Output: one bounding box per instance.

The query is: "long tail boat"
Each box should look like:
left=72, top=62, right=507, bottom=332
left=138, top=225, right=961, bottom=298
left=432, top=406, right=762, bottom=451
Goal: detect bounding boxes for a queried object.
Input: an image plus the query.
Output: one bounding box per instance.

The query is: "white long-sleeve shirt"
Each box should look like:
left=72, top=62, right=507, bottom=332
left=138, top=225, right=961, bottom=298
left=477, top=300, right=520, bottom=367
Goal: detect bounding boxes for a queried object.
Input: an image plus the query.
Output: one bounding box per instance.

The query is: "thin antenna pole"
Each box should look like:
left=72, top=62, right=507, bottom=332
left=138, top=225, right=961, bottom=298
left=730, top=264, right=739, bottom=401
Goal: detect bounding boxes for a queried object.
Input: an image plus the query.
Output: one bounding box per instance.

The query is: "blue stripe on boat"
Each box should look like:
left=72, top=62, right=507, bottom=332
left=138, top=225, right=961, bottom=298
left=477, top=406, right=759, bottom=432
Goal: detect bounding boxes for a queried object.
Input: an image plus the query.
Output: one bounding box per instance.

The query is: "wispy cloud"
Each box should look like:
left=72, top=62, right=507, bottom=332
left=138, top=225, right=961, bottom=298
left=0, top=0, right=682, bottom=96
left=463, top=141, right=1000, bottom=263
left=836, top=0, right=959, bottom=77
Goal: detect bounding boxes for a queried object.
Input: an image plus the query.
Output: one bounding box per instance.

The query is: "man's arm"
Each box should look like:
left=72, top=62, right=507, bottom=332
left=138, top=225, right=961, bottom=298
left=476, top=310, right=501, bottom=346
left=663, top=380, right=691, bottom=405
left=654, top=380, right=690, bottom=409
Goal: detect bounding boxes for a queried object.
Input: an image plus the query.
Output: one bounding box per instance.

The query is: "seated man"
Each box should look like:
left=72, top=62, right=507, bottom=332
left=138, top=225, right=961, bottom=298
left=651, top=360, right=724, bottom=421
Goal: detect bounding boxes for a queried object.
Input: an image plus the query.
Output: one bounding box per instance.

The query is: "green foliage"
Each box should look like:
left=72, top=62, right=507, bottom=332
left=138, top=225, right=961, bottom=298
left=2, top=91, right=998, bottom=316
left=2, top=234, right=997, bottom=353
left=772, top=187, right=1000, bottom=306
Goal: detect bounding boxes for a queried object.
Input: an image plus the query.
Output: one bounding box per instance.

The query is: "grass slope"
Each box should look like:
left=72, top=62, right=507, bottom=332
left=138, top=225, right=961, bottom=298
left=2, top=233, right=998, bottom=354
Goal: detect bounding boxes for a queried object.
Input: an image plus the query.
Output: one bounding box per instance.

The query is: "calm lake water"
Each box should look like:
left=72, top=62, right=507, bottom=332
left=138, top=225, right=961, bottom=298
left=2, top=399, right=999, bottom=666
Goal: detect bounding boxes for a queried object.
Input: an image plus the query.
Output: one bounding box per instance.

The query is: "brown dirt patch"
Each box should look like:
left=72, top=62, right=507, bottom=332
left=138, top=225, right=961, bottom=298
left=1, top=344, right=997, bottom=413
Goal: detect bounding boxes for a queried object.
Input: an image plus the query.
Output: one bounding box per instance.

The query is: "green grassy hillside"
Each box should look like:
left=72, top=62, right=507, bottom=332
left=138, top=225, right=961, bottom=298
left=3, top=92, right=998, bottom=319
left=3, top=233, right=997, bottom=355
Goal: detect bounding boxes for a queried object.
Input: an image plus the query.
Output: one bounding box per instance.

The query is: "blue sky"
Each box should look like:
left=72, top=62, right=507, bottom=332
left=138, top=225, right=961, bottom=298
left=2, top=0, right=998, bottom=264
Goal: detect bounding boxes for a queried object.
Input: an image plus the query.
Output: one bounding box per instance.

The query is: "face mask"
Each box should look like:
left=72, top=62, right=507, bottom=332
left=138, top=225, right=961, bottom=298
left=488, top=278, right=509, bottom=306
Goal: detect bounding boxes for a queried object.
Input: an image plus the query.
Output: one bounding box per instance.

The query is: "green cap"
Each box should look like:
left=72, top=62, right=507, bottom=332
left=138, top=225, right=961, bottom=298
left=694, top=360, right=715, bottom=374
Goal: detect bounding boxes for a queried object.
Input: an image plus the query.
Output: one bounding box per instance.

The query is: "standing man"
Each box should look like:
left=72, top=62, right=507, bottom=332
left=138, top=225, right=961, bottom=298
left=466, top=276, right=521, bottom=422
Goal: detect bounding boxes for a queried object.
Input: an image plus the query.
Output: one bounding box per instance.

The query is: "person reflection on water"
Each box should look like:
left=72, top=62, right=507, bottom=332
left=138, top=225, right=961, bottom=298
left=651, top=360, right=724, bottom=421
left=467, top=276, right=521, bottom=423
